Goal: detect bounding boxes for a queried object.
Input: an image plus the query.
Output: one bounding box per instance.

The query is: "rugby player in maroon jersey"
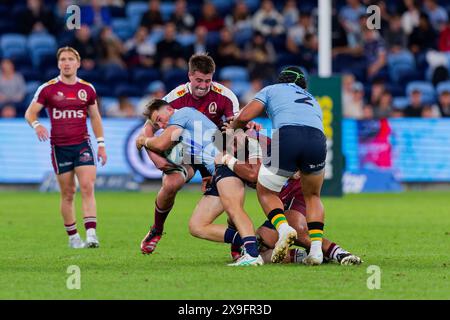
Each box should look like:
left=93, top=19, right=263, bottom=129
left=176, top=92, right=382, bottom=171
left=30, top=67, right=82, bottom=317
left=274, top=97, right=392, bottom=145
left=139, top=53, right=242, bottom=254
left=25, top=47, right=107, bottom=249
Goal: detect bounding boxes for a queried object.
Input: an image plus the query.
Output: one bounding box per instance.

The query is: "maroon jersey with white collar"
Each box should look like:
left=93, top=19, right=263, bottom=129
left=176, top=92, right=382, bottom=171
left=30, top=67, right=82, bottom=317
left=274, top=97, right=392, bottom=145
left=33, top=76, right=97, bottom=146
left=163, top=82, right=239, bottom=127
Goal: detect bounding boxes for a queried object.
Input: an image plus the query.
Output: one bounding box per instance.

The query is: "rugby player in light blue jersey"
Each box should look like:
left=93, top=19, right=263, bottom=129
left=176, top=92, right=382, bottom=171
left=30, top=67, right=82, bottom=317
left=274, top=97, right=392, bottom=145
left=232, top=66, right=327, bottom=265
left=135, top=99, right=263, bottom=266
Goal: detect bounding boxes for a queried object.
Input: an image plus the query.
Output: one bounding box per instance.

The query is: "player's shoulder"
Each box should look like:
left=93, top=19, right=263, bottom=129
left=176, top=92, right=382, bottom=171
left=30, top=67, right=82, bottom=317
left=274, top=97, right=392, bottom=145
left=77, top=78, right=96, bottom=92
left=211, top=81, right=237, bottom=99
left=35, top=77, right=59, bottom=96
left=164, top=83, right=189, bottom=102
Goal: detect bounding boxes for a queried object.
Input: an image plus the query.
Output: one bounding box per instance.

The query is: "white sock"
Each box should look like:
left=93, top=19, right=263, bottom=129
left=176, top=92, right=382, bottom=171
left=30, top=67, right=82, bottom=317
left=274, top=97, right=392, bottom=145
left=86, top=228, right=96, bottom=237
left=310, top=240, right=322, bottom=255
left=69, top=233, right=80, bottom=240
left=278, top=223, right=292, bottom=235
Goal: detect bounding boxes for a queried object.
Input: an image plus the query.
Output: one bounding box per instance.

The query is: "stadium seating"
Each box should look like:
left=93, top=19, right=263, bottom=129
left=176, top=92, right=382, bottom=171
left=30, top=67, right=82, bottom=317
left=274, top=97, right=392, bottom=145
left=1, top=34, right=27, bottom=58
left=387, top=50, right=416, bottom=84
left=393, top=96, right=410, bottom=110
left=219, top=66, right=249, bottom=82
left=436, top=81, right=450, bottom=96
left=162, top=68, right=187, bottom=89
left=27, top=33, right=57, bottom=68
left=126, top=2, right=149, bottom=29
left=231, top=80, right=251, bottom=99
left=160, top=2, right=176, bottom=21
left=112, top=18, right=135, bottom=41
left=131, top=68, right=161, bottom=89
left=406, top=81, right=436, bottom=104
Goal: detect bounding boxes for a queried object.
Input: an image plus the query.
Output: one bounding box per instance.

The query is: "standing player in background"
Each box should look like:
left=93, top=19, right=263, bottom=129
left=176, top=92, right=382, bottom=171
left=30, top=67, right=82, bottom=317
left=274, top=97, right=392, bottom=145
left=25, top=47, right=107, bottom=249
left=232, top=66, right=327, bottom=265
left=140, top=53, right=240, bottom=254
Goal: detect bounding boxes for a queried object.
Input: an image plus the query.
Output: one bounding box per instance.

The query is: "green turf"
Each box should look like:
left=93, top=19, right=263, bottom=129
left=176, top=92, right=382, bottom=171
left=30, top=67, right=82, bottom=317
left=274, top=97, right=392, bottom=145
left=0, top=190, right=449, bottom=299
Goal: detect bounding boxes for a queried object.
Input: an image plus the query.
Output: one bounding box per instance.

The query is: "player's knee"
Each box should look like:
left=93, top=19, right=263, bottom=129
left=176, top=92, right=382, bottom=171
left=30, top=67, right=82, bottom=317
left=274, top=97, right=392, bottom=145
left=61, top=187, right=76, bottom=202
left=79, top=181, right=94, bottom=196
left=162, top=179, right=184, bottom=196
left=188, top=219, right=205, bottom=239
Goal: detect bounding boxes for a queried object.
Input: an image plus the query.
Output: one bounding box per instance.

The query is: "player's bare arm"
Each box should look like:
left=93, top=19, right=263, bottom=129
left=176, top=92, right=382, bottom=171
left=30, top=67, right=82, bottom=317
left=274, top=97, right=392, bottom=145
left=142, top=120, right=176, bottom=171
left=24, top=101, right=49, bottom=142
left=232, top=100, right=265, bottom=130
left=136, top=125, right=182, bottom=153
left=88, top=102, right=107, bottom=166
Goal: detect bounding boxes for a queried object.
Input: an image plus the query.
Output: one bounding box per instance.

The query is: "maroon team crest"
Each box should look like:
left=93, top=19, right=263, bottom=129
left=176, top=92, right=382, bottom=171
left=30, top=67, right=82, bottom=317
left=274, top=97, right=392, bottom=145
left=78, top=89, right=87, bottom=101
left=208, top=102, right=217, bottom=114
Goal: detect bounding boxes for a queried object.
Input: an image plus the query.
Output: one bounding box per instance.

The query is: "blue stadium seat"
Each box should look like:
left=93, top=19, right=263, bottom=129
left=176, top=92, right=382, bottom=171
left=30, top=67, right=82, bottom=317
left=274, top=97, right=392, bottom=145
left=211, top=0, right=233, bottom=16
left=78, top=69, right=102, bottom=83
left=387, top=50, right=415, bottom=83
left=233, top=27, right=253, bottom=47
left=112, top=18, right=135, bottom=41
left=160, top=2, right=175, bottom=21
left=0, top=33, right=27, bottom=57
left=28, top=33, right=57, bottom=67
left=206, top=31, right=220, bottom=47
left=24, top=81, right=40, bottom=106
left=392, top=97, right=409, bottom=109
left=126, top=2, right=149, bottom=29
left=176, top=33, right=196, bottom=47
left=17, top=66, right=41, bottom=81
left=163, top=68, right=187, bottom=89
left=114, top=84, right=142, bottom=97
left=147, top=29, right=164, bottom=44
left=406, top=81, right=436, bottom=104
left=103, top=65, right=128, bottom=86
left=241, top=0, right=260, bottom=13
left=231, top=80, right=251, bottom=99
left=131, top=68, right=161, bottom=87
left=219, top=66, right=249, bottom=82
left=436, top=81, right=450, bottom=96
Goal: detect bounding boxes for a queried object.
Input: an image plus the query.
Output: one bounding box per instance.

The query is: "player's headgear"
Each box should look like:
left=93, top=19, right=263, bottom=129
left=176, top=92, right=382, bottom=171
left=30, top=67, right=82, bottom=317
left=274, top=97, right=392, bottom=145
left=278, top=66, right=307, bottom=89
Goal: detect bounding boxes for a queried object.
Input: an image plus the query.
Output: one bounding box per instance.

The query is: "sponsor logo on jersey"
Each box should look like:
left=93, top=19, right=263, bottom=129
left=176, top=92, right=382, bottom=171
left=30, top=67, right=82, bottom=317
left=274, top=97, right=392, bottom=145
left=66, top=91, right=77, bottom=100
left=177, top=89, right=186, bottom=97
left=55, top=91, right=65, bottom=101
left=211, top=85, right=222, bottom=94
left=53, top=108, right=84, bottom=119
left=208, top=102, right=217, bottom=114
left=78, top=89, right=87, bottom=101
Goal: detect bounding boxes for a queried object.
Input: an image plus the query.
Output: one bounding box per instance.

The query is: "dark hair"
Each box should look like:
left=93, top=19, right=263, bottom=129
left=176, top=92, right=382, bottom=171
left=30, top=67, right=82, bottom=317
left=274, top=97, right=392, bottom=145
left=188, top=53, right=216, bottom=74
left=278, top=66, right=307, bottom=89
left=143, top=99, right=169, bottom=119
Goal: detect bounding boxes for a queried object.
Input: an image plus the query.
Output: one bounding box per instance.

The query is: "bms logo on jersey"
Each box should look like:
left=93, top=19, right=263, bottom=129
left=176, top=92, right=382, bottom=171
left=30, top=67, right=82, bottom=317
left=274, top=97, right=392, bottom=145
left=125, top=123, right=162, bottom=179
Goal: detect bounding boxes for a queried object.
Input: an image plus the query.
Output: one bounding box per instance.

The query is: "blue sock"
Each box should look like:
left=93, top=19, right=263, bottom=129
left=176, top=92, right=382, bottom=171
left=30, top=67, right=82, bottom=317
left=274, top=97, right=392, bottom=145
left=242, top=236, right=259, bottom=258
left=224, top=228, right=242, bottom=246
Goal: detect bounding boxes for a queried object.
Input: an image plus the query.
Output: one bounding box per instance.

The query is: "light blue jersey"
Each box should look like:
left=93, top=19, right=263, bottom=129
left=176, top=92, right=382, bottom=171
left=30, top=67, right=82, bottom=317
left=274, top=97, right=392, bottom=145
left=254, top=83, right=324, bottom=132
left=168, top=107, right=220, bottom=174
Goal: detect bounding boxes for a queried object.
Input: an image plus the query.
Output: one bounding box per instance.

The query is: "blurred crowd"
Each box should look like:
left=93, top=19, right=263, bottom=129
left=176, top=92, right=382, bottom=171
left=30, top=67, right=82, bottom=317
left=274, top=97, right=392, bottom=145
left=1, top=0, right=450, bottom=119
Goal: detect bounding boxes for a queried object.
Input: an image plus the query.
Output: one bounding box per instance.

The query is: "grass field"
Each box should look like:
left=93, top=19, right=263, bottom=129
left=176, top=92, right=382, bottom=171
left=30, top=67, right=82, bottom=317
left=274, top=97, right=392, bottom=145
left=0, top=190, right=449, bottom=300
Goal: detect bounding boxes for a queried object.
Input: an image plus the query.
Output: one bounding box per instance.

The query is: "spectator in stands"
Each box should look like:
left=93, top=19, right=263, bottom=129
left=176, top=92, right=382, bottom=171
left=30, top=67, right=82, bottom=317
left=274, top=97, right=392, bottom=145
left=140, top=0, right=164, bottom=33
left=242, top=77, right=264, bottom=105
left=80, top=0, right=112, bottom=33
left=438, top=20, right=450, bottom=52
left=342, top=73, right=356, bottom=109
left=0, top=105, right=16, bottom=118
left=339, top=0, right=366, bottom=48
left=363, top=27, right=387, bottom=80
left=252, top=0, right=285, bottom=37
left=423, top=0, right=448, bottom=32
left=421, top=104, right=440, bottom=117
left=369, top=78, right=386, bottom=107
left=19, top=0, right=57, bottom=35
left=362, top=104, right=374, bottom=120
left=0, top=59, right=26, bottom=111
left=385, top=14, right=408, bottom=52
left=70, top=25, right=99, bottom=71
left=373, top=90, right=393, bottom=119
left=401, top=0, right=420, bottom=35
left=282, top=0, right=299, bottom=28
left=156, top=22, right=186, bottom=70
left=137, top=80, right=167, bottom=115
left=404, top=89, right=424, bottom=117
left=225, top=1, right=253, bottom=35
left=124, top=26, right=156, bottom=68
left=170, top=0, right=195, bottom=33
left=434, top=88, right=450, bottom=117
left=106, top=96, right=136, bottom=117
left=299, top=33, right=319, bottom=72
left=197, top=2, right=224, bottom=32
left=215, top=28, right=246, bottom=68
left=97, top=26, right=126, bottom=68
left=184, top=26, right=209, bottom=57
left=344, top=81, right=364, bottom=119
left=286, top=12, right=315, bottom=55
left=408, top=13, right=437, bottom=55
left=244, top=31, right=276, bottom=81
